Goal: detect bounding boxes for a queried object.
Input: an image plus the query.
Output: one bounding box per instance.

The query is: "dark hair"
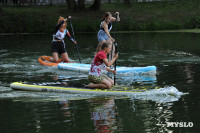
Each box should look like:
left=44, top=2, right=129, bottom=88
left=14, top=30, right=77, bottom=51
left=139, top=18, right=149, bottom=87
left=95, top=43, right=110, bottom=55
left=101, top=43, right=109, bottom=50
left=102, top=12, right=111, bottom=21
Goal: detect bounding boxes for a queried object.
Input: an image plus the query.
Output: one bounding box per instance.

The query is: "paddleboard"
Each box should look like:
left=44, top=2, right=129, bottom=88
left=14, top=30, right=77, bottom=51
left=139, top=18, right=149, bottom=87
left=38, top=56, right=61, bottom=67
left=10, top=82, right=186, bottom=102
left=58, top=63, right=156, bottom=74
left=10, top=82, right=157, bottom=96
left=38, top=56, right=74, bottom=67
left=38, top=56, right=156, bottom=75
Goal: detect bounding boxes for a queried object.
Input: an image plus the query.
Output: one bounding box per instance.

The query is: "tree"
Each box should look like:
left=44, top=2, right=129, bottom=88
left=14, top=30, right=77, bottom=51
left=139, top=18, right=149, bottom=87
left=124, top=0, right=130, bottom=5
left=78, top=0, right=86, bottom=10
left=66, top=0, right=77, bottom=11
left=66, top=0, right=101, bottom=11
left=89, top=0, right=101, bottom=11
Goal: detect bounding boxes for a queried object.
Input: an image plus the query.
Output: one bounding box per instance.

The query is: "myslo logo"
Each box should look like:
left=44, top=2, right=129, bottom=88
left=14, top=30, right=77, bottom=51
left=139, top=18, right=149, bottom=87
left=166, top=122, right=193, bottom=127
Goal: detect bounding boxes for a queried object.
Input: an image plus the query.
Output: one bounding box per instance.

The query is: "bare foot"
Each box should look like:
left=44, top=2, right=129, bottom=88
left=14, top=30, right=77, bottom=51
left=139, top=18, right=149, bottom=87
left=61, top=82, right=68, bottom=87
left=50, top=57, right=54, bottom=62
left=84, top=83, right=94, bottom=88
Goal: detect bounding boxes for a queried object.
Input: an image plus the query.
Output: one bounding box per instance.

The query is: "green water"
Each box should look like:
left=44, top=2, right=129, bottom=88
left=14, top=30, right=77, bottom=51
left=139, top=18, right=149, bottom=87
left=0, top=32, right=200, bottom=132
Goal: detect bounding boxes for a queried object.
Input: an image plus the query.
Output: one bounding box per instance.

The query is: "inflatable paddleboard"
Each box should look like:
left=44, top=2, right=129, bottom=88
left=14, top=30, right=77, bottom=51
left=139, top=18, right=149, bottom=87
left=10, top=82, right=186, bottom=102
left=11, top=82, right=157, bottom=96
left=58, top=63, right=156, bottom=74
left=38, top=56, right=156, bottom=75
left=38, top=56, right=61, bottom=67
left=38, top=56, right=74, bottom=67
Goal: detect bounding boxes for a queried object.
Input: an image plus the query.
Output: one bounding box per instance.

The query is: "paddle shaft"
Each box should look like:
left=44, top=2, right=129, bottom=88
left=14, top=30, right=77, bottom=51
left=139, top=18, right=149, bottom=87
left=110, top=12, right=118, bottom=61
left=114, top=43, right=117, bottom=85
left=69, top=18, right=81, bottom=63
left=114, top=15, right=117, bottom=85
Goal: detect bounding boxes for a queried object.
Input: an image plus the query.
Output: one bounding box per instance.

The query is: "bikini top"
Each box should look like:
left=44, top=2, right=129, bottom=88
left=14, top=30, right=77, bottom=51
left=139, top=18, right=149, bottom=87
left=100, top=21, right=112, bottom=32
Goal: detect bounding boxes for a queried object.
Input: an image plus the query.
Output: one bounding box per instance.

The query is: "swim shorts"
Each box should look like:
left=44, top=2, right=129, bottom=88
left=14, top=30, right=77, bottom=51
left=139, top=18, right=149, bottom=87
left=51, top=41, right=66, bottom=54
left=88, top=74, right=109, bottom=84
left=97, top=30, right=109, bottom=42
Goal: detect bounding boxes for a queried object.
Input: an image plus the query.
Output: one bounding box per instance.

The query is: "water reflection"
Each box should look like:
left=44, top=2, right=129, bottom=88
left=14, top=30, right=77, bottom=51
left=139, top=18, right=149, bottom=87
left=115, top=99, right=177, bottom=132
left=57, top=97, right=183, bottom=132
left=184, top=64, right=195, bottom=84
left=89, top=98, right=117, bottom=132
left=0, top=33, right=200, bottom=133
left=57, top=98, right=118, bottom=132
left=59, top=100, right=71, bottom=118
left=0, top=97, right=181, bottom=133
left=157, top=64, right=200, bottom=87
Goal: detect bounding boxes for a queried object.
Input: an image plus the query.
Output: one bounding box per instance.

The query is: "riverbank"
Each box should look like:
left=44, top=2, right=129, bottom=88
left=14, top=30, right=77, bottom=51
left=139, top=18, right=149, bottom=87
left=1, top=29, right=200, bottom=35
left=116, top=29, right=200, bottom=33
left=0, top=1, right=200, bottom=33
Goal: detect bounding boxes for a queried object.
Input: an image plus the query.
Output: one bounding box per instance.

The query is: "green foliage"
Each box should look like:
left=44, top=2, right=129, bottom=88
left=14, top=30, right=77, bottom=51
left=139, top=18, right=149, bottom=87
left=1, top=1, right=200, bottom=33
left=71, top=20, right=99, bottom=32
left=191, top=15, right=200, bottom=28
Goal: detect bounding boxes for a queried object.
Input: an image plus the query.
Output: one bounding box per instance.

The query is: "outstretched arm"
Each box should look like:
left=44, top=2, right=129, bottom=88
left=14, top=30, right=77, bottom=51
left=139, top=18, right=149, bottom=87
left=66, top=30, right=77, bottom=44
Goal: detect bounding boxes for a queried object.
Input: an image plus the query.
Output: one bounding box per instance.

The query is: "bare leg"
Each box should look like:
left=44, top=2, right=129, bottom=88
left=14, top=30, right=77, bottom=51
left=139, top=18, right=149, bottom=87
left=90, top=83, right=107, bottom=89
left=99, top=40, right=107, bottom=45
left=86, top=79, right=112, bottom=89
left=61, top=52, right=70, bottom=62
left=109, top=43, right=115, bottom=61
left=106, top=38, right=113, bottom=46
left=106, top=39, right=115, bottom=61
left=52, top=52, right=59, bottom=63
left=107, top=77, right=114, bottom=86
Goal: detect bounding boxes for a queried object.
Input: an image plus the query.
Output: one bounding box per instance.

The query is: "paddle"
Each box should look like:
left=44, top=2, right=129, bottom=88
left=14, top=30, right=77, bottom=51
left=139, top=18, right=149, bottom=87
left=114, top=14, right=118, bottom=85
left=68, top=18, right=81, bottom=63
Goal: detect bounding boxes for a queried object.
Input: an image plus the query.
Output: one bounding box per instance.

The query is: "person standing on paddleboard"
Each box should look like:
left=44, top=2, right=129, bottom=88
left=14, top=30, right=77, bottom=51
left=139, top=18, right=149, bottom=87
left=96, top=12, right=120, bottom=58
left=51, top=16, right=77, bottom=63
left=85, top=43, right=118, bottom=89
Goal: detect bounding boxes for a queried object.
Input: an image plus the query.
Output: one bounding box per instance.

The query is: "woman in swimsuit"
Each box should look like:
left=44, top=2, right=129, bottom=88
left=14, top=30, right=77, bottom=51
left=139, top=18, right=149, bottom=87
left=96, top=12, right=120, bottom=57
left=51, top=16, right=77, bottom=63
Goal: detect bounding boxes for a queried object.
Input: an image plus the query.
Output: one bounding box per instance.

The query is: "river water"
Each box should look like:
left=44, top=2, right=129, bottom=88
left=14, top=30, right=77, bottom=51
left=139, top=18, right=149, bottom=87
left=0, top=32, right=199, bottom=132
